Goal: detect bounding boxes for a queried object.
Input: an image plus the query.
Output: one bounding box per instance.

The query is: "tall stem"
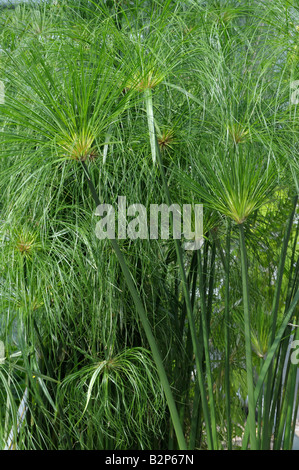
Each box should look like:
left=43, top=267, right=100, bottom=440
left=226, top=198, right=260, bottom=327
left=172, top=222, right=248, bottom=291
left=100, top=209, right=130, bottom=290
left=144, top=87, right=216, bottom=449
left=262, top=195, right=298, bottom=449
left=197, top=249, right=218, bottom=448
left=224, top=218, right=232, bottom=449
left=239, top=223, right=257, bottom=450
left=81, top=161, right=187, bottom=450
left=241, top=288, right=299, bottom=449
left=162, top=184, right=215, bottom=448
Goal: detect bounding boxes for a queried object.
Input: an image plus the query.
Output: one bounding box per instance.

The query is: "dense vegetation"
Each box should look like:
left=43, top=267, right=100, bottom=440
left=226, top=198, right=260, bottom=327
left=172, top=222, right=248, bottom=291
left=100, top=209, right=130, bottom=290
left=0, top=0, right=298, bottom=450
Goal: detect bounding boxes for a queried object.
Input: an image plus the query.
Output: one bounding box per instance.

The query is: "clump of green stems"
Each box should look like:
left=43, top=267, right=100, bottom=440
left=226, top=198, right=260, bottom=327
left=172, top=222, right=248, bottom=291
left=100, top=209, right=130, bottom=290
left=0, top=0, right=298, bottom=450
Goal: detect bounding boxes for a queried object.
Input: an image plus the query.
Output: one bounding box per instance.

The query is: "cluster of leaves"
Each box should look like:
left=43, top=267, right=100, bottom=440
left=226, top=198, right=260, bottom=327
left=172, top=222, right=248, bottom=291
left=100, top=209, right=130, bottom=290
left=0, top=0, right=298, bottom=450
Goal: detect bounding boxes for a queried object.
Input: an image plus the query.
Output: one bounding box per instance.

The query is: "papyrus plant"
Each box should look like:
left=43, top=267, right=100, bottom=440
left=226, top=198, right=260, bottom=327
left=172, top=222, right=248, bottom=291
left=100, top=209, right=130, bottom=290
left=0, top=26, right=186, bottom=449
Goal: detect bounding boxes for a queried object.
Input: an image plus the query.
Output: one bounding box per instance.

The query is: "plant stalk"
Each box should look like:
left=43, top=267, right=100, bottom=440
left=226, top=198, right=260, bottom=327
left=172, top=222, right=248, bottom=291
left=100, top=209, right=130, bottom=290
left=81, top=160, right=187, bottom=450
left=224, top=218, right=232, bottom=449
left=239, top=223, right=257, bottom=450
left=144, top=87, right=216, bottom=449
left=262, top=195, right=298, bottom=449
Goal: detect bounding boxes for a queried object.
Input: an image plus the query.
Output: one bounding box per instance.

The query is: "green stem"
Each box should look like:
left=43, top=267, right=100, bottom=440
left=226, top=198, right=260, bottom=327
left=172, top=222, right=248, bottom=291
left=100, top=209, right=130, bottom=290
left=177, top=252, right=199, bottom=444
left=262, top=195, right=298, bottom=449
left=144, top=86, right=215, bottom=449
left=239, top=223, right=257, bottom=450
left=206, top=239, right=216, bottom=332
left=279, top=312, right=299, bottom=449
left=224, top=218, right=232, bottom=449
left=188, top=379, right=201, bottom=450
left=198, top=248, right=218, bottom=448
left=241, top=288, right=299, bottom=449
left=81, top=161, right=187, bottom=450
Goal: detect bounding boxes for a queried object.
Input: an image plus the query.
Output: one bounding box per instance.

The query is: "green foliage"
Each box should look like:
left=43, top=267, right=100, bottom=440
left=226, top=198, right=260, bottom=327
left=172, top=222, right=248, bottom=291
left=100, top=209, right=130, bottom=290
left=0, top=0, right=298, bottom=450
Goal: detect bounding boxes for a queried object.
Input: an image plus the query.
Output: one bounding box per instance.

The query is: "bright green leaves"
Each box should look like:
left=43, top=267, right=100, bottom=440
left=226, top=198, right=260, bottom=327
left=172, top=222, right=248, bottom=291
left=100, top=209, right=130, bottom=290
left=0, top=0, right=298, bottom=452
left=0, top=34, right=132, bottom=164
left=61, top=348, right=166, bottom=449
left=58, top=129, right=97, bottom=162
left=179, top=147, right=278, bottom=225
left=11, top=227, right=42, bottom=260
